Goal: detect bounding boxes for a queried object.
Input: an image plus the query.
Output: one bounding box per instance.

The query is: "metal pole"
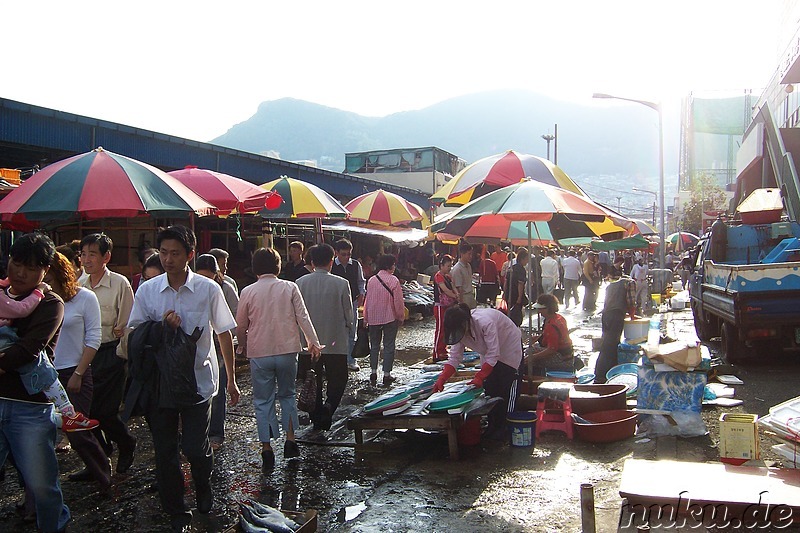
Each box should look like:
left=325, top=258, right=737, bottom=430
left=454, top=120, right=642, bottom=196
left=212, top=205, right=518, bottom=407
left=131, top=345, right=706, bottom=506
left=527, top=221, right=533, bottom=336
left=554, top=124, right=558, bottom=165
left=658, top=106, right=666, bottom=269
left=580, top=483, right=596, bottom=533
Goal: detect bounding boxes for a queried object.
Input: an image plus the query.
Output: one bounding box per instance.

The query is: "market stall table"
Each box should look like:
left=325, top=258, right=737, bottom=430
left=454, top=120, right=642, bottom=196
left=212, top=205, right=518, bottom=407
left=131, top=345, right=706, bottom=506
left=347, top=396, right=500, bottom=460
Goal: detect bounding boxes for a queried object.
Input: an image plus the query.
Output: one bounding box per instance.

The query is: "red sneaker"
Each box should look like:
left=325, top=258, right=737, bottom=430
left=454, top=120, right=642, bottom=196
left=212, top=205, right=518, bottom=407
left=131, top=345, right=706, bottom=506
left=63, top=412, right=100, bottom=432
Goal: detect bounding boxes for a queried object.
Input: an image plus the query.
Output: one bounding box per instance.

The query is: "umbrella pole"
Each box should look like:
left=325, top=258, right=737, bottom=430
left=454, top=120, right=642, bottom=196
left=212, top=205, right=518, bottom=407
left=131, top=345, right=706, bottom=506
left=527, top=222, right=533, bottom=338
left=315, top=218, right=323, bottom=244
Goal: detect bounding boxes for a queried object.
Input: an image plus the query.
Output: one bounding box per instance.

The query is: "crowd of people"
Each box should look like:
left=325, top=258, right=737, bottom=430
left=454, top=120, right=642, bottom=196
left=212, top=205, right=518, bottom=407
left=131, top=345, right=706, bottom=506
left=0, top=227, right=692, bottom=532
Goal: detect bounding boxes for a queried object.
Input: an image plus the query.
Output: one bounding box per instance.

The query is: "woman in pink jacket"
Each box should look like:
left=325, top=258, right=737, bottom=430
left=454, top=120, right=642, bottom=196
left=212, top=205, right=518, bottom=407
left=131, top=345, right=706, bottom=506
left=236, top=248, right=321, bottom=473
left=363, top=254, right=405, bottom=387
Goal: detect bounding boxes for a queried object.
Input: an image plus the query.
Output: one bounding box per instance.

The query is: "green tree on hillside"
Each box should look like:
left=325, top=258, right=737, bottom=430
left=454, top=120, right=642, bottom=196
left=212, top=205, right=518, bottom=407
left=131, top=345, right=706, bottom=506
left=679, top=173, right=727, bottom=235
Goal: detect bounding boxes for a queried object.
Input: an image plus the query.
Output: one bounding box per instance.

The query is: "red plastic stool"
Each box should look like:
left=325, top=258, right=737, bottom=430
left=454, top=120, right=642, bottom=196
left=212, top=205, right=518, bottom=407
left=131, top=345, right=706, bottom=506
left=535, top=381, right=574, bottom=439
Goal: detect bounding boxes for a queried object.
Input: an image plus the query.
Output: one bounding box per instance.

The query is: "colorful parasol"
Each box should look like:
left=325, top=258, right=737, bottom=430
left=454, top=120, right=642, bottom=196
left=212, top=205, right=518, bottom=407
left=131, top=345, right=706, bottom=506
left=631, top=218, right=658, bottom=236
left=0, top=147, right=215, bottom=229
left=430, top=150, right=585, bottom=206
left=432, top=179, right=635, bottom=244
left=667, top=231, right=700, bottom=246
left=168, top=166, right=275, bottom=215
left=345, top=189, right=429, bottom=227
left=259, top=176, right=348, bottom=219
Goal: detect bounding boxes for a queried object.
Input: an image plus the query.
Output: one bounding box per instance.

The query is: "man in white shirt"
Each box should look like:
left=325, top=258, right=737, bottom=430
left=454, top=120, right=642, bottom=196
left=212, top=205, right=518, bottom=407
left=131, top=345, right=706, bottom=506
left=539, top=249, right=560, bottom=296
left=630, top=256, right=650, bottom=314
left=561, top=250, right=582, bottom=308
left=128, top=225, right=240, bottom=532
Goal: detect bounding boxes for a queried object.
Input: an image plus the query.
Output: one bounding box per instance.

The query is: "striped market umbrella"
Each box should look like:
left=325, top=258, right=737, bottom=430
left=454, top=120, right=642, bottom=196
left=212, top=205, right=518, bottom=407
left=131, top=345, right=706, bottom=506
left=0, top=147, right=215, bottom=229
left=433, top=179, right=634, bottom=331
left=259, top=176, right=348, bottom=219
left=345, top=189, right=429, bottom=227
left=168, top=166, right=275, bottom=215
left=431, top=150, right=584, bottom=207
left=432, top=179, right=635, bottom=243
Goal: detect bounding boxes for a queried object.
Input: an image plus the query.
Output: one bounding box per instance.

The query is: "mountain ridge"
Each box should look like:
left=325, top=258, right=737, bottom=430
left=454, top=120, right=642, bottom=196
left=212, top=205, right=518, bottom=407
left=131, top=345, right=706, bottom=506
left=211, top=89, right=679, bottom=182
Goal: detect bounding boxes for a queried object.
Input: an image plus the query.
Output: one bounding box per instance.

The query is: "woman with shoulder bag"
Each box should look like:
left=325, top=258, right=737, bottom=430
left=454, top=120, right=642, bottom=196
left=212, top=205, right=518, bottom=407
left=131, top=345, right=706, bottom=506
left=363, top=254, right=405, bottom=387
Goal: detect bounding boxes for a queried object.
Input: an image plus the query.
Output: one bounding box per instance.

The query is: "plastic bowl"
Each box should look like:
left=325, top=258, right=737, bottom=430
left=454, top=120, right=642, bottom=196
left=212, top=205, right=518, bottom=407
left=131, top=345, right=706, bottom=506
left=546, top=371, right=576, bottom=379
left=606, top=363, right=638, bottom=380
left=570, top=384, right=628, bottom=415
left=573, top=409, right=638, bottom=443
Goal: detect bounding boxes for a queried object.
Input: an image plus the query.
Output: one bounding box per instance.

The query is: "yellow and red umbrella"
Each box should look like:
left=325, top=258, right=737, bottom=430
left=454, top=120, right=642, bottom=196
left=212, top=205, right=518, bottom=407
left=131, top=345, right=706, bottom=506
left=345, top=189, right=429, bottom=227
left=259, top=176, right=348, bottom=219
left=431, top=150, right=584, bottom=207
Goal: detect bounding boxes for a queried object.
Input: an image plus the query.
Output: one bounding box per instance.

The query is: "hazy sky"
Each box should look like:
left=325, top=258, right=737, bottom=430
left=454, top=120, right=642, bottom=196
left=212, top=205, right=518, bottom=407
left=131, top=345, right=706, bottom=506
left=4, top=1, right=789, bottom=142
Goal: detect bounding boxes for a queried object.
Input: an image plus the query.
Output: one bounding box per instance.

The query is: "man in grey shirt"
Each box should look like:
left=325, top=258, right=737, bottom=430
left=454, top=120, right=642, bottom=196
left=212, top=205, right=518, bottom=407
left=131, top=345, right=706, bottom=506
left=451, top=243, right=477, bottom=309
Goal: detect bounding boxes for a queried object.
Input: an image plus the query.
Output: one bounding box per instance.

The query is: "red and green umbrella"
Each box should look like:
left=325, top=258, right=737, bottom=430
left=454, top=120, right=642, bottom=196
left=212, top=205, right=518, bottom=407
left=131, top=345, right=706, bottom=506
left=0, top=147, right=215, bottom=229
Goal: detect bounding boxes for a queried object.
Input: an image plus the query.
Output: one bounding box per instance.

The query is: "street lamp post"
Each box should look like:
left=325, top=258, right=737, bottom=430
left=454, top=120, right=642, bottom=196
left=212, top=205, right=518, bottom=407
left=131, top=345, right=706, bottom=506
left=632, top=186, right=658, bottom=225
left=593, top=93, right=665, bottom=268
left=542, top=133, right=556, bottom=161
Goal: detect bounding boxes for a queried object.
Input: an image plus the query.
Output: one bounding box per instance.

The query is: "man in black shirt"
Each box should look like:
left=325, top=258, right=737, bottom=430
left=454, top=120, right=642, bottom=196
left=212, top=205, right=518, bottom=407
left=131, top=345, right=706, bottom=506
left=330, top=239, right=366, bottom=372
left=282, top=241, right=309, bottom=282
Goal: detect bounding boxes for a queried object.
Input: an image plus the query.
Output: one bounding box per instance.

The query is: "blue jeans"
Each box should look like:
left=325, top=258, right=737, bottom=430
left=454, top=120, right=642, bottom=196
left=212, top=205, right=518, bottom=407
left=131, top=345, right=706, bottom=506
left=368, top=321, right=398, bottom=374
left=0, top=326, right=58, bottom=395
left=0, top=399, right=70, bottom=532
left=250, top=354, right=299, bottom=442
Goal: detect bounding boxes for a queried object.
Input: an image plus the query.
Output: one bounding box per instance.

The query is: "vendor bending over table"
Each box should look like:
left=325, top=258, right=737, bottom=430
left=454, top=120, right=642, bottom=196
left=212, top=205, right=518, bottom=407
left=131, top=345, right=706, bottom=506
left=433, top=304, right=523, bottom=440
left=524, top=293, right=575, bottom=375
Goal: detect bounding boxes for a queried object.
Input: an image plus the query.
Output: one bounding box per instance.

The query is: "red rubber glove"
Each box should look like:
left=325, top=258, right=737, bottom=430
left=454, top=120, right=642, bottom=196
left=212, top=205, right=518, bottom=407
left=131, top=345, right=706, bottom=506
left=469, top=362, right=494, bottom=388
left=433, top=364, right=457, bottom=392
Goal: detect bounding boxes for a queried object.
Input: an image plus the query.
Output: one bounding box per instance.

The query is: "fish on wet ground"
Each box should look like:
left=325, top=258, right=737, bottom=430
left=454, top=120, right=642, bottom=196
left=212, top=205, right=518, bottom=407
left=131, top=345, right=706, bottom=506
left=238, top=500, right=300, bottom=533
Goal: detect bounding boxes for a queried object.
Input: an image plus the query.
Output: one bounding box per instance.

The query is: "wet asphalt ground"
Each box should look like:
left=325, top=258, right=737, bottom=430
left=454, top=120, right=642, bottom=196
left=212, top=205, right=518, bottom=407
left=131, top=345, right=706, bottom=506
left=2, top=284, right=800, bottom=532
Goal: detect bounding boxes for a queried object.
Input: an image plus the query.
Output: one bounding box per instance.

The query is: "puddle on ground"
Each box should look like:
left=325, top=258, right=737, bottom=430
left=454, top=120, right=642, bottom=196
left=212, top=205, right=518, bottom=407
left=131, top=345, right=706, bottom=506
left=337, top=501, right=367, bottom=522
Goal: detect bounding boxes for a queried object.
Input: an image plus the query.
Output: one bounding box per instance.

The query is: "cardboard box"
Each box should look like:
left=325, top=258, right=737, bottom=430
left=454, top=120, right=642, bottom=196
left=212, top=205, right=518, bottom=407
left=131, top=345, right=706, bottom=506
left=719, top=413, right=760, bottom=466
left=646, top=341, right=701, bottom=372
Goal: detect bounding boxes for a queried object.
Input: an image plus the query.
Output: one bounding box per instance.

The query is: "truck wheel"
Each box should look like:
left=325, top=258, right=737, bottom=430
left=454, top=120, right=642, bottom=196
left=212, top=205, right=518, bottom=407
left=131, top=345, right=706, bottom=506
left=692, top=306, right=715, bottom=341
left=721, top=322, right=745, bottom=362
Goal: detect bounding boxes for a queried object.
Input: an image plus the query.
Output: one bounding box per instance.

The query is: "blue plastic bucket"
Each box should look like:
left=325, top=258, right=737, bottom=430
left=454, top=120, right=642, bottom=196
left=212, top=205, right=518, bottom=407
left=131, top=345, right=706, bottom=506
left=507, top=411, right=538, bottom=448
left=617, top=343, right=644, bottom=364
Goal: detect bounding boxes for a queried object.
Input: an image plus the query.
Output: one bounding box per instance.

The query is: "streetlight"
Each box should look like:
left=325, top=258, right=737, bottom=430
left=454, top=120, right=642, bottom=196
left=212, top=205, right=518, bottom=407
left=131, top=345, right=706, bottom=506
left=632, top=186, right=658, bottom=225
left=593, top=92, right=665, bottom=268
left=542, top=133, right=556, bottom=161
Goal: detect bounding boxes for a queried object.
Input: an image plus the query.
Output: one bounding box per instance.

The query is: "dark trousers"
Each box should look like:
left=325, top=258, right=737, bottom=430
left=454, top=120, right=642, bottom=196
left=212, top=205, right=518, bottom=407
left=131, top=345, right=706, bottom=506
left=90, top=342, right=135, bottom=454
left=209, top=353, right=227, bottom=442
left=483, top=361, right=520, bottom=432
left=299, top=353, right=348, bottom=424
left=583, top=283, right=599, bottom=311
left=57, top=367, right=111, bottom=487
left=145, top=400, right=212, bottom=520
left=596, top=309, right=625, bottom=384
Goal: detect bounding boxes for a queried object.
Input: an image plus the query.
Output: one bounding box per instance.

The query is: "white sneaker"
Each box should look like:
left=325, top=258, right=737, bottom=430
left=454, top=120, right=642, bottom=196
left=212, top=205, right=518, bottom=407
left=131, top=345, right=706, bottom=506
left=348, top=362, right=361, bottom=372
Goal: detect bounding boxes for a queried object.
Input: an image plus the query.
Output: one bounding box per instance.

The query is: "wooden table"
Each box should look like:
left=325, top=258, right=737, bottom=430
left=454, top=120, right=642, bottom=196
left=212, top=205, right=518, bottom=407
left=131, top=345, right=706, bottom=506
left=347, top=397, right=500, bottom=460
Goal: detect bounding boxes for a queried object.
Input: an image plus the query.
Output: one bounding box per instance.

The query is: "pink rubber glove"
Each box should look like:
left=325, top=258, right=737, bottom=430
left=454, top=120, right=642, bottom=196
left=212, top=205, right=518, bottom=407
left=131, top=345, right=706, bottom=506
left=469, top=362, right=494, bottom=388
left=433, top=364, right=457, bottom=392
